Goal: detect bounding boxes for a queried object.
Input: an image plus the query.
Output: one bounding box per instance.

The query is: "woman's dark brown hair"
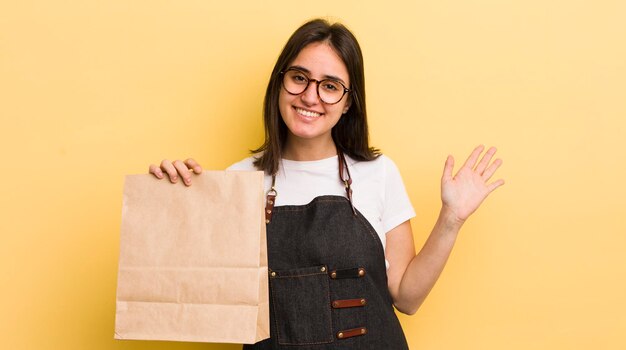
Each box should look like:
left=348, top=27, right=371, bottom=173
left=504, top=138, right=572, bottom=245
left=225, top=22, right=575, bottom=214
left=252, top=18, right=380, bottom=174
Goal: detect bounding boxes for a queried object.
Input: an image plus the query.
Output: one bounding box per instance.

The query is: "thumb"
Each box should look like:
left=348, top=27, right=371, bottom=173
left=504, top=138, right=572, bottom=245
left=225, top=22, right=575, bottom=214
left=442, top=155, right=454, bottom=182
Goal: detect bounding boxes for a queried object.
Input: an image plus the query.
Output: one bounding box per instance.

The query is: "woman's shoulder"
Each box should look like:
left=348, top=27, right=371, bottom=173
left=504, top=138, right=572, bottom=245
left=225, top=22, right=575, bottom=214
left=226, top=155, right=261, bottom=171
left=348, top=153, right=399, bottom=173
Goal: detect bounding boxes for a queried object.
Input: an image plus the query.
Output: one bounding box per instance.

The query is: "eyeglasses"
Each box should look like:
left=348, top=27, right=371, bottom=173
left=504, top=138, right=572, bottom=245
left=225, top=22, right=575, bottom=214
left=280, top=68, right=350, bottom=105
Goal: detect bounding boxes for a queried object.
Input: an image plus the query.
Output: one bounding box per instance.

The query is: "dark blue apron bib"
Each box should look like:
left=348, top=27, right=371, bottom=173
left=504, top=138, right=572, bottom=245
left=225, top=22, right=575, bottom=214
left=244, top=153, right=409, bottom=350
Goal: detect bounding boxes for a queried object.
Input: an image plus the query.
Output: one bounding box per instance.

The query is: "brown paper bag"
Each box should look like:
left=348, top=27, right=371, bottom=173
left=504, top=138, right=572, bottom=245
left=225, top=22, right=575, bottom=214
left=114, top=171, right=269, bottom=344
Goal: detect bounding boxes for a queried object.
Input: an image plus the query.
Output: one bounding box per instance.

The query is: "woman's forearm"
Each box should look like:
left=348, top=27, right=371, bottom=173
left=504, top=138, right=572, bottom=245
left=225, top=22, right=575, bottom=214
left=394, top=206, right=463, bottom=315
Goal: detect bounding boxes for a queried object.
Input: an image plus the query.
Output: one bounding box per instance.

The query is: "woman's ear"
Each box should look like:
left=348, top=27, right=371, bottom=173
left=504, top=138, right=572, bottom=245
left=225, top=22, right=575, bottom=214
left=342, top=97, right=352, bottom=114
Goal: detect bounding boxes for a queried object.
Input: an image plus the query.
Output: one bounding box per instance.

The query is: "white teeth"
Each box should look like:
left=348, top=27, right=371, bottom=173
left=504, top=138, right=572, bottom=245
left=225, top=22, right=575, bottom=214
left=296, top=108, right=321, bottom=118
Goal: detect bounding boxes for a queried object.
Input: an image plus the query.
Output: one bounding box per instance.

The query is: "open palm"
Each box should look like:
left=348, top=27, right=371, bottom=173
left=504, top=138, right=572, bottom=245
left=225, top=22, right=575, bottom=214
left=441, top=145, right=505, bottom=222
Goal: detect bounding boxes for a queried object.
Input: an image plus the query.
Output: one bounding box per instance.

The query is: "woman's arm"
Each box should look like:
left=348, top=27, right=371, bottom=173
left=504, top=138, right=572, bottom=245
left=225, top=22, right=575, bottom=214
left=386, top=145, right=504, bottom=315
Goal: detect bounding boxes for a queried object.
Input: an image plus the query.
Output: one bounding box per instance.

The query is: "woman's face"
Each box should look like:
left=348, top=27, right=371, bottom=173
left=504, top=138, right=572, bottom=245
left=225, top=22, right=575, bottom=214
left=279, top=41, right=351, bottom=147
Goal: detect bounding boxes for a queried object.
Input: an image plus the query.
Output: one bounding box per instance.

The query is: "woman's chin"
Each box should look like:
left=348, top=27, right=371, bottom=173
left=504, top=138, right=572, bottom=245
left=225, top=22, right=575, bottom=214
left=287, top=128, right=332, bottom=142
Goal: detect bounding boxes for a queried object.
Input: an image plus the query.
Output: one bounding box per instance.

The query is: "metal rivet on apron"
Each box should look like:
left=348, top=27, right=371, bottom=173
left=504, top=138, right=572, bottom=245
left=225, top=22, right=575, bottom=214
left=270, top=271, right=276, bottom=277
left=266, top=209, right=272, bottom=214
left=358, top=268, right=366, bottom=277
left=337, top=332, right=344, bottom=339
left=361, top=328, right=367, bottom=334
left=360, top=299, right=366, bottom=305
left=268, top=200, right=273, bottom=205
left=330, top=271, right=337, bottom=279
left=265, top=219, right=270, bottom=224
left=320, top=266, right=326, bottom=272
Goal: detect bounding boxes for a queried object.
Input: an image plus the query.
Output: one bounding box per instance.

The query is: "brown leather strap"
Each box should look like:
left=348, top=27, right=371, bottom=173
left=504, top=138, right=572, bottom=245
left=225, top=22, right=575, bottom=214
left=265, top=192, right=276, bottom=224
left=336, top=327, right=367, bottom=339
left=329, top=267, right=366, bottom=279
left=265, top=175, right=277, bottom=224
left=337, top=150, right=357, bottom=215
left=337, top=149, right=351, bottom=185
left=331, top=298, right=367, bottom=308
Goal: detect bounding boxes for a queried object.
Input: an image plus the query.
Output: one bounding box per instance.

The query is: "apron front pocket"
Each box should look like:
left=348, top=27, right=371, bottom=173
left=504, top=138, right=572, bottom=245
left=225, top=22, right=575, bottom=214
left=269, top=265, right=333, bottom=345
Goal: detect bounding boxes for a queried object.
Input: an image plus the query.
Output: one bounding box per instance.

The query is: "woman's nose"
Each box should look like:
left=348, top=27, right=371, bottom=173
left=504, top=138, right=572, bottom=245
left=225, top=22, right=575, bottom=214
left=300, top=81, right=320, bottom=105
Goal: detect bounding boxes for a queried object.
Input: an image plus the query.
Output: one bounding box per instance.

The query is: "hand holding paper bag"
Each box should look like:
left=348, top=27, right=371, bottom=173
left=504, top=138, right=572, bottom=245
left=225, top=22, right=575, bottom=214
left=115, top=171, right=270, bottom=344
left=148, top=158, right=203, bottom=186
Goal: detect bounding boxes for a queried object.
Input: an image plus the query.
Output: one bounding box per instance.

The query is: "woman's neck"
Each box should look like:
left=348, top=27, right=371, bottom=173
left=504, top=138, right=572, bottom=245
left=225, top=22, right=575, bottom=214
left=283, top=136, right=337, bottom=161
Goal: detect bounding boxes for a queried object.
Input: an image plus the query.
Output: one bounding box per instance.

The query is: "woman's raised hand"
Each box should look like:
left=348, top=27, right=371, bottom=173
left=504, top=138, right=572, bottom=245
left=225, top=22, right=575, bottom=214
left=440, top=145, right=505, bottom=224
left=148, top=158, right=203, bottom=186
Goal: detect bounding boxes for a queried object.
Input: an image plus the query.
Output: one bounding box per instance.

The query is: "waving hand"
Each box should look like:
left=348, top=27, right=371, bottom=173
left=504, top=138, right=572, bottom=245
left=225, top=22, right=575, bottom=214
left=441, top=145, right=505, bottom=223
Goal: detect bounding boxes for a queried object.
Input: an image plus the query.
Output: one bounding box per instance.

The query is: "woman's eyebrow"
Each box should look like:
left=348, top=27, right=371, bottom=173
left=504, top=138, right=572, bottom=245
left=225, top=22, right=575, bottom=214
left=289, top=65, right=310, bottom=74
left=288, top=65, right=348, bottom=85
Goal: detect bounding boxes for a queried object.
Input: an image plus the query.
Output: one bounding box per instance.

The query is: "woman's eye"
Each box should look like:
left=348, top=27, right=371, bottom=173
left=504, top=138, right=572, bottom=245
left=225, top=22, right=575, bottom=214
left=323, top=82, right=340, bottom=91
left=293, top=74, right=307, bottom=83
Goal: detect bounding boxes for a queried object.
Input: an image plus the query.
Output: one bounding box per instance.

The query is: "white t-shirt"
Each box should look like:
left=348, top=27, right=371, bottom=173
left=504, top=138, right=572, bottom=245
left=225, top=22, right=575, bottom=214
left=227, top=154, right=415, bottom=250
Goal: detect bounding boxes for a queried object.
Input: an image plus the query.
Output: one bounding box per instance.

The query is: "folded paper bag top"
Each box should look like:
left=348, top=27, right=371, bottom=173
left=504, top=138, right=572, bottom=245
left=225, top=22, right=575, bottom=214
left=114, top=171, right=269, bottom=344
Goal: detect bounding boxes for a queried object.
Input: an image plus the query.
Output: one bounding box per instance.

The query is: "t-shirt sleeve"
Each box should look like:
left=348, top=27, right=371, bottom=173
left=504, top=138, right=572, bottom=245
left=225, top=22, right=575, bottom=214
left=381, top=156, right=416, bottom=234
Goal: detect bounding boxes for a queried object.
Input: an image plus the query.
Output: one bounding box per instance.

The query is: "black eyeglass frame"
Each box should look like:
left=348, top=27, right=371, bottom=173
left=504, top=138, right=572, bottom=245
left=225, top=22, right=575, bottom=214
left=279, top=68, right=351, bottom=105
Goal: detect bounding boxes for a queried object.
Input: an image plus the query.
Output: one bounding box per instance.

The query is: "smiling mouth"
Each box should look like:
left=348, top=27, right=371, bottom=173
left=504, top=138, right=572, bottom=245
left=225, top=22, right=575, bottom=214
left=295, top=107, right=323, bottom=118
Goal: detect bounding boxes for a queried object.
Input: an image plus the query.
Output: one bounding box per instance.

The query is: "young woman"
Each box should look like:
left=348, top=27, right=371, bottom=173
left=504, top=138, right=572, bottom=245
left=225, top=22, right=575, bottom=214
left=149, top=19, right=504, bottom=349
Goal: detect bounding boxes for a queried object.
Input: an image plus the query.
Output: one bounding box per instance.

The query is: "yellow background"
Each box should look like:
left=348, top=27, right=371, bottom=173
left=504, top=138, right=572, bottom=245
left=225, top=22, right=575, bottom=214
left=1, top=1, right=625, bottom=349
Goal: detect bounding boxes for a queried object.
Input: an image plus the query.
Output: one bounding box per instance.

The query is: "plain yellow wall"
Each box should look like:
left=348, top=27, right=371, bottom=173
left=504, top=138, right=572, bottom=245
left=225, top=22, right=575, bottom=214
left=1, top=1, right=625, bottom=349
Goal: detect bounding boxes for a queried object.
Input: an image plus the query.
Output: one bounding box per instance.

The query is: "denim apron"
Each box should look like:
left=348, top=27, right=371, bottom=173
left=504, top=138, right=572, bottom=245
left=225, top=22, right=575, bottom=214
left=244, top=152, right=409, bottom=350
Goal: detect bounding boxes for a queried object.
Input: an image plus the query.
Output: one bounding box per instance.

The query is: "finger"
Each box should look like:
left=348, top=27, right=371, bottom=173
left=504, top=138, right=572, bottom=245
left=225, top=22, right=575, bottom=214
left=160, top=159, right=179, bottom=183
left=442, top=155, right=454, bottom=182
left=487, top=179, right=505, bottom=193
left=184, top=158, right=203, bottom=174
left=173, top=159, right=193, bottom=186
left=475, top=146, right=497, bottom=174
left=482, top=158, right=503, bottom=181
left=148, top=164, right=164, bottom=179
left=461, top=145, right=485, bottom=170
